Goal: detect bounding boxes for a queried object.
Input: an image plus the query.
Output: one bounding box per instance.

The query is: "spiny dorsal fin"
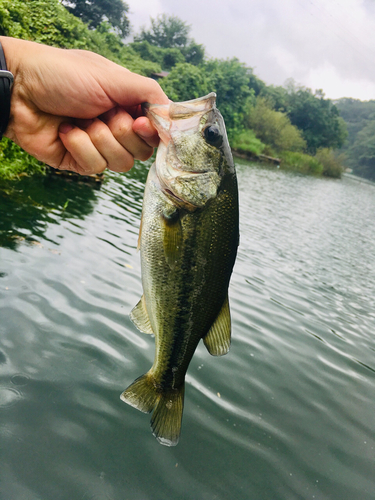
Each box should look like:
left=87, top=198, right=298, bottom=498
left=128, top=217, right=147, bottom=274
left=203, top=295, right=231, bottom=356
left=129, top=295, right=154, bottom=335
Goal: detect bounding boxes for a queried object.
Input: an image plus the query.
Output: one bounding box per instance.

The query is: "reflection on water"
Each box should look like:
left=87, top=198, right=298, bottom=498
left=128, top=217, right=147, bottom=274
left=0, top=160, right=374, bottom=500
left=0, top=174, right=99, bottom=249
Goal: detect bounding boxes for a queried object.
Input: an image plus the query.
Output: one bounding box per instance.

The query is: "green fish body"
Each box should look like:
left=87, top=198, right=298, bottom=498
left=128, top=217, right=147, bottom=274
left=121, top=93, right=239, bottom=446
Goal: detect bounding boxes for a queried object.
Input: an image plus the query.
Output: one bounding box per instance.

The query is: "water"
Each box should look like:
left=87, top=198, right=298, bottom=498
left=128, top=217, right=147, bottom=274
left=0, top=160, right=374, bottom=500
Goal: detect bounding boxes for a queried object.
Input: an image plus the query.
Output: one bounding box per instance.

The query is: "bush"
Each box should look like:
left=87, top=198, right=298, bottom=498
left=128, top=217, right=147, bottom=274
left=280, top=151, right=323, bottom=175
left=315, top=148, right=344, bottom=178
left=230, top=129, right=265, bottom=156
left=247, top=98, right=306, bottom=153
left=0, top=139, right=46, bottom=180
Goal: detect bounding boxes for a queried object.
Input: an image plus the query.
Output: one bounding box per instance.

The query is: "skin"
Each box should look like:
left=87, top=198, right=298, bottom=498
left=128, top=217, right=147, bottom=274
left=0, top=36, right=169, bottom=175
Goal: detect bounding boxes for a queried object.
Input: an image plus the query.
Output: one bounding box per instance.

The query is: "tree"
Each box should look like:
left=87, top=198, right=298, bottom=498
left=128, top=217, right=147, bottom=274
left=203, top=58, right=254, bottom=132
left=181, top=41, right=205, bottom=66
left=134, top=14, right=205, bottom=66
left=160, top=63, right=209, bottom=102
left=350, top=121, right=375, bottom=180
left=135, top=14, right=190, bottom=48
left=260, top=85, right=288, bottom=112
left=62, top=0, right=131, bottom=38
left=285, top=85, right=347, bottom=154
left=130, top=41, right=185, bottom=71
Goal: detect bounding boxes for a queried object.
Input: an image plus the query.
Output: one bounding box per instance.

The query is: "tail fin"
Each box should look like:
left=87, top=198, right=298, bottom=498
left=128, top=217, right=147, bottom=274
left=120, top=373, right=158, bottom=413
left=121, top=374, right=185, bottom=447
left=151, top=384, right=185, bottom=447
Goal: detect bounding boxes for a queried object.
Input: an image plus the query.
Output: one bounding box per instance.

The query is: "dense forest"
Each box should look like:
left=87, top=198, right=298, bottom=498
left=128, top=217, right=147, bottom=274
left=0, top=0, right=369, bottom=180
left=335, top=99, right=375, bottom=180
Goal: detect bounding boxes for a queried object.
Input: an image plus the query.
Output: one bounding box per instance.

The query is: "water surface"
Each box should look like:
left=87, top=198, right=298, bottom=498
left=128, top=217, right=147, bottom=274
left=0, top=161, right=374, bottom=500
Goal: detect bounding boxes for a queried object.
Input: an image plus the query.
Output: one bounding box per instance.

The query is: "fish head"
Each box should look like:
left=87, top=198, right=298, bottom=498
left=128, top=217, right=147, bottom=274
left=143, top=93, right=234, bottom=210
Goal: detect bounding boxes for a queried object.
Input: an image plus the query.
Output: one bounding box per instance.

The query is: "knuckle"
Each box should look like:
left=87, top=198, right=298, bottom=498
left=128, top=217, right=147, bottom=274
left=115, top=114, right=133, bottom=137
left=89, top=122, right=108, bottom=145
left=136, top=146, right=154, bottom=162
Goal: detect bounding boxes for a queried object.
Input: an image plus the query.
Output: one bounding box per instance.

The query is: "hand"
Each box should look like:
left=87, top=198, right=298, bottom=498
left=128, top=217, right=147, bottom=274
left=0, top=37, right=169, bottom=175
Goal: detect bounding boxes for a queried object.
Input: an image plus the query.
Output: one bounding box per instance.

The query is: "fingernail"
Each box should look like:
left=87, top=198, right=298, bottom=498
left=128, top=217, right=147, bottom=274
left=59, top=123, right=74, bottom=134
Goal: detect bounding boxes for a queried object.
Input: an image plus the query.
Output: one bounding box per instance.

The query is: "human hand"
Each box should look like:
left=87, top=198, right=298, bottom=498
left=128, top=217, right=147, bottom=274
left=0, top=37, right=169, bottom=175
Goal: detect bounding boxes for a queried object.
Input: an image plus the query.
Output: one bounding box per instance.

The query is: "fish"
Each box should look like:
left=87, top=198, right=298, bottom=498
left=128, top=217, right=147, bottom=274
left=120, top=93, right=239, bottom=446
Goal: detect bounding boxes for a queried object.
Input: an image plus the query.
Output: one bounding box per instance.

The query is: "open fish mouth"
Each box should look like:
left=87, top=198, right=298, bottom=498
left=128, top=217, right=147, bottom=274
left=142, top=93, right=217, bottom=139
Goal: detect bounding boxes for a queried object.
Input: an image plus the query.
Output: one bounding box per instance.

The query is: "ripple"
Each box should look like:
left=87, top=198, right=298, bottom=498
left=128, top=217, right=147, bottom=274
left=10, top=374, right=30, bottom=386
left=0, top=387, right=21, bottom=408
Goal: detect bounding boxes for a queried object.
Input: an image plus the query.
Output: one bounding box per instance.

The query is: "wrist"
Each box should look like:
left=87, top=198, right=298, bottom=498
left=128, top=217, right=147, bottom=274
left=0, top=37, right=32, bottom=141
left=0, top=37, right=14, bottom=139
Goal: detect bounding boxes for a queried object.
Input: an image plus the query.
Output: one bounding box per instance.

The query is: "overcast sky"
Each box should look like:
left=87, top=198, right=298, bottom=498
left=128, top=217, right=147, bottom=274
left=125, top=0, right=375, bottom=101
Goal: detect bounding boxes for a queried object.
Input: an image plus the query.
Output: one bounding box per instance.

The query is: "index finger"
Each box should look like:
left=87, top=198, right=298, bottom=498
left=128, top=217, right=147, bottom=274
left=103, top=68, right=169, bottom=109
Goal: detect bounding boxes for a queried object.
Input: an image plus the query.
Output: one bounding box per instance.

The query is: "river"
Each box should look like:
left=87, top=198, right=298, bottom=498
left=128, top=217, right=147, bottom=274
left=0, top=159, right=374, bottom=500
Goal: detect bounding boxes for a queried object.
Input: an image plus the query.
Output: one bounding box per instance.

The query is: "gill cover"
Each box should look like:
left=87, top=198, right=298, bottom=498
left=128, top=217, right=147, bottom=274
left=143, top=93, right=230, bottom=209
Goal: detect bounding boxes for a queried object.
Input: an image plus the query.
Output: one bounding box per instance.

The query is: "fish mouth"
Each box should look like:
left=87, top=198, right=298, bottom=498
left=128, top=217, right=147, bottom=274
left=142, top=93, right=217, bottom=138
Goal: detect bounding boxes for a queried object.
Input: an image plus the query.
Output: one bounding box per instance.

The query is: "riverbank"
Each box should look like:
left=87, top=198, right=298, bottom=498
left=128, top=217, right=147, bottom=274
left=232, top=146, right=343, bottom=178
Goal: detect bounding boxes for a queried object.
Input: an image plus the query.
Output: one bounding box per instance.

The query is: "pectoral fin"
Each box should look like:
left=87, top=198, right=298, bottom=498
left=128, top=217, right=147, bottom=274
left=130, top=295, right=154, bottom=334
left=203, top=295, right=231, bottom=356
left=161, top=209, right=182, bottom=270
left=137, top=212, right=143, bottom=252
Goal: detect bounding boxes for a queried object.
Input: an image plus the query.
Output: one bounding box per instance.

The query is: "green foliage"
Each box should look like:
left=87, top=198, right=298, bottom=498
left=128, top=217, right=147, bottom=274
left=349, top=120, right=375, bottom=180
left=133, top=15, right=205, bottom=66
left=160, top=58, right=255, bottom=133
left=160, top=63, right=209, bottom=102
left=260, top=84, right=288, bottom=112
left=285, top=84, right=347, bottom=154
left=230, top=129, right=265, bottom=156
left=315, top=148, right=344, bottom=178
left=203, top=58, right=255, bottom=131
left=0, top=0, right=160, bottom=74
left=247, top=98, right=306, bottom=153
left=0, top=0, right=96, bottom=48
left=280, top=151, right=323, bottom=176
left=335, top=98, right=375, bottom=179
left=135, top=14, right=190, bottom=49
left=181, top=41, right=205, bottom=66
left=0, top=1, right=351, bottom=181
left=62, top=0, right=131, bottom=38
left=130, top=41, right=185, bottom=71
left=0, top=139, right=46, bottom=180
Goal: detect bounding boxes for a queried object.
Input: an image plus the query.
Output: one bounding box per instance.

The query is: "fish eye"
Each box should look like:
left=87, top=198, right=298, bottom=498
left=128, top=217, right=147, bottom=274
left=203, top=125, right=223, bottom=148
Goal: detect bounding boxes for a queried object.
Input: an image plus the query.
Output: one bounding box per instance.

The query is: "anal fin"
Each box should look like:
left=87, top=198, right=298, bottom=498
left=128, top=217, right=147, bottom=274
left=130, top=295, right=154, bottom=334
left=203, top=295, right=231, bottom=356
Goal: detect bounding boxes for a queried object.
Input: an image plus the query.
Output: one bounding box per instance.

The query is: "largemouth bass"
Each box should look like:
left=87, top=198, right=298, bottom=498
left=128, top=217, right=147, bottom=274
left=121, top=93, right=239, bottom=446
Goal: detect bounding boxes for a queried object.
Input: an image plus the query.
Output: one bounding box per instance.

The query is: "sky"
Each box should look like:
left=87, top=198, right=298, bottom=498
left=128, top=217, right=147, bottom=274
left=125, top=0, right=375, bottom=101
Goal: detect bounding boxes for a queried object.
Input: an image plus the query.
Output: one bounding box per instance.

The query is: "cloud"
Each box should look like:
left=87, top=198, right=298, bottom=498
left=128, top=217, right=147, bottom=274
left=126, top=0, right=375, bottom=100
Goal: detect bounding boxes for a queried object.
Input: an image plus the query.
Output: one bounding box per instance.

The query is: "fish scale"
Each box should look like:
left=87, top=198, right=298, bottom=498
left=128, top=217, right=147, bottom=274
left=121, top=93, right=239, bottom=446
